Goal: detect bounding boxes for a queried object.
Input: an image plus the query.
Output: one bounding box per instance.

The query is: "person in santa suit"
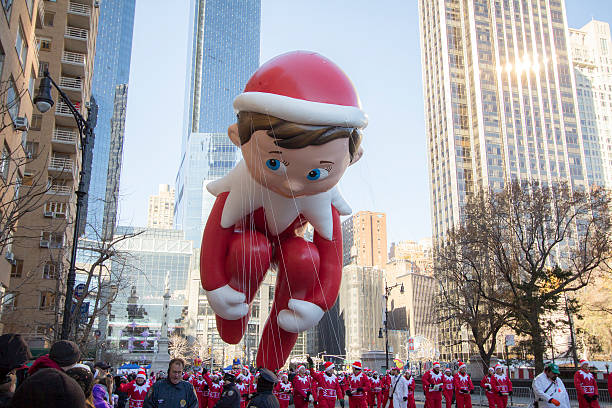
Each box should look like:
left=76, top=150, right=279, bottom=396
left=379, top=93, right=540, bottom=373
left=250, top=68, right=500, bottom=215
left=442, top=368, right=454, bottom=408
left=191, top=368, right=207, bottom=408
left=236, top=374, right=252, bottom=408
left=453, top=362, right=474, bottom=408
left=274, top=374, right=293, bottom=408
left=119, top=368, right=151, bottom=408
left=422, top=362, right=444, bottom=408
left=307, top=357, right=344, bottom=408
left=480, top=368, right=496, bottom=408
left=200, top=51, right=367, bottom=371
left=207, top=374, right=223, bottom=408
left=491, top=364, right=512, bottom=408
left=381, top=371, right=391, bottom=408
left=346, top=361, right=370, bottom=408
left=368, top=371, right=383, bottom=408
left=574, top=360, right=600, bottom=408
left=403, top=370, right=416, bottom=408
left=292, top=365, right=316, bottom=408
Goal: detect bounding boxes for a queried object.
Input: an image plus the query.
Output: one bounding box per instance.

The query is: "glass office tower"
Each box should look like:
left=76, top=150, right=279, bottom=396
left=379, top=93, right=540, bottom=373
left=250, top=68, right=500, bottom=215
left=175, top=0, right=261, bottom=244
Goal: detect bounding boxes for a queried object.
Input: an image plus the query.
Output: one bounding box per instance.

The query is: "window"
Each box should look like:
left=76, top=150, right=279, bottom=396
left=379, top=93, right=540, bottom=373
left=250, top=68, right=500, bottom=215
left=10, top=259, right=22, bottom=277
left=14, top=172, right=21, bottom=198
left=39, top=291, right=55, bottom=310
left=44, top=201, right=67, bottom=218
left=28, top=69, right=35, bottom=99
left=37, top=37, right=51, bottom=51
left=3, top=291, right=17, bottom=310
left=1, top=143, right=10, bottom=180
left=38, top=61, right=48, bottom=76
left=22, top=171, right=34, bottom=186
left=40, top=231, right=64, bottom=248
left=30, top=114, right=42, bottom=130
left=6, top=77, right=19, bottom=120
left=0, top=43, right=4, bottom=81
left=25, top=0, right=32, bottom=18
left=43, top=262, right=59, bottom=279
left=15, top=22, right=27, bottom=68
left=43, top=11, right=53, bottom=26
left=1, top=0, right=12, bottom=21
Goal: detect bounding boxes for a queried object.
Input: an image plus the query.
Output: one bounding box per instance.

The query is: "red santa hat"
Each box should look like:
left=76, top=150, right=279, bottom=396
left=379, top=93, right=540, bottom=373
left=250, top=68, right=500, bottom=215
left=579, top=359, right=589, bottom=367
left=444, top=367, right=451, bottom=373
left=323, top=361, right=335, bottom=372
left=233, top=51, right=368, bottom=129
left=352, top=361, right=363, bottom=370
left=494, top=364, right=503, bottom=371
left=458, top=361, right=466, bottom=370
left=136, top=369, right=146, bottom=380
left=488, top=367, right=495, bottom=373
left=432, top=362, right=440, bottom=369
left=297, top=364, right=306, bottom=371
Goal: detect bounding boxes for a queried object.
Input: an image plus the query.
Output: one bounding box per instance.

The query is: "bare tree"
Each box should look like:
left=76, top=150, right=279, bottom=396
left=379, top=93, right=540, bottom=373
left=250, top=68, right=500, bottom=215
left=444, top=180, right=612, bottom=372
left=435, top=229, right=512, bottom=371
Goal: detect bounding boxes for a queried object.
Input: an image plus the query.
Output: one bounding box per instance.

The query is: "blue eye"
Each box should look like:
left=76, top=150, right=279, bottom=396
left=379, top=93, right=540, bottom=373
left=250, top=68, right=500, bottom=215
left=265, top=158, right=286, bottom=172
left=306, top=168, right=329, bottom=181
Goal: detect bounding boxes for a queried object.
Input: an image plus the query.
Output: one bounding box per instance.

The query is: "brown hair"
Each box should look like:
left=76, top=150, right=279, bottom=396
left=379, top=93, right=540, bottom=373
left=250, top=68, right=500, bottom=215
left=169, top=358, right=185, bottom=369
left=237, top=111, right=363, bottom=160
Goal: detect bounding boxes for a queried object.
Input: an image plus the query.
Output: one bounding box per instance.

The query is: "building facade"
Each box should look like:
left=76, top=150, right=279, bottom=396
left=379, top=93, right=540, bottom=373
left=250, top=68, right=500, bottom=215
left=338, top=264, right=385, bottom=362
left=0, top=0, right=43, bottom=334
left=388, top=238, right=433, bottom=275
left=569, top=20, right=612, bottom=188
left=175, top=0, right=260, bottom=244
left=2, top=0, right=98, bottom=346
left=104, top=227, right=192, bottom=361
left=419, top=0, right=587, bottom=361
left=148, top=184, right=175, bottom=229
left=342, top=211, right=387, bottom=269
left=85, top=0, right=135, bottom=239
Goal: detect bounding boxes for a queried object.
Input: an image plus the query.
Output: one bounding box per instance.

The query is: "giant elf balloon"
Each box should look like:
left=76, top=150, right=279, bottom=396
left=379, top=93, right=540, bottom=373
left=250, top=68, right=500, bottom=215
left=200, top=51, right=367, bottom=370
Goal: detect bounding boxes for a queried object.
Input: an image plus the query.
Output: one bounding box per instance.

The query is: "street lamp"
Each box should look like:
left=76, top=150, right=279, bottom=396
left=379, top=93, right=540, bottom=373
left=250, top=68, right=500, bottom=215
left=380, top=281, right=404, bottom=370
left=34, top=71, right=97, bottom=340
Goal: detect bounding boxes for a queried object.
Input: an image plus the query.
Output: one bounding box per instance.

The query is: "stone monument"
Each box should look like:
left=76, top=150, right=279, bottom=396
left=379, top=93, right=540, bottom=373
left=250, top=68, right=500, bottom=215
left=151, top=272, right=172, bottom=372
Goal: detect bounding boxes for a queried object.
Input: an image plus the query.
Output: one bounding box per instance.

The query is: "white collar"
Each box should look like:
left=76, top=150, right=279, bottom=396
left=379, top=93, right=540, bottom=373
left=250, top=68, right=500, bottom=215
left=207, top=160, right=351, bottom=240
left=351, top=372, right=363, bottom=381
left=431, top=371, right=442, bottom=380
left=494, top=373, right=506, bottom=381
left=133, top=382, right=150, bottom=393
left=579, top=370, right=594, bottom=379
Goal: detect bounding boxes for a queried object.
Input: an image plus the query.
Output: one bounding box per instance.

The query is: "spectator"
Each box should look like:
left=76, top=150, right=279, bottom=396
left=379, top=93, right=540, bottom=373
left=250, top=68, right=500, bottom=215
left=93, top=375, right=114, bottom=408
left=0, top=334, right=31, bottom=407
left=532, top=364, right=570, bottom=408
left=66, top=366, right=95, bottom=408
left=10, top=368, right=86, bottom=408
left=94, top=362, right=112, bottom=379
left=28, top=340, right=81, bottom=375
left=144, top=358, right=198, bottom=408
left=114, top=375, right=129, bottom=408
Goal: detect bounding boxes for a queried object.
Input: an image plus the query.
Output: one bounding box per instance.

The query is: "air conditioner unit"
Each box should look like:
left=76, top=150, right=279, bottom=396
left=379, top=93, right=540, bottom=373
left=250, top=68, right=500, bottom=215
left=5, top=251, right=16, bottom=265
left=43, top=211, right=53, bottom=218
left=13, top=116, right=29, bottom=131
left=40, top=240, right=50, bottom=248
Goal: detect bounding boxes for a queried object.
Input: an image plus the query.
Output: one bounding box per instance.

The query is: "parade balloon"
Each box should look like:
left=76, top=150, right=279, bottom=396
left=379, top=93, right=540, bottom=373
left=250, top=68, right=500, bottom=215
left=200, top=51, right=367, bottom=370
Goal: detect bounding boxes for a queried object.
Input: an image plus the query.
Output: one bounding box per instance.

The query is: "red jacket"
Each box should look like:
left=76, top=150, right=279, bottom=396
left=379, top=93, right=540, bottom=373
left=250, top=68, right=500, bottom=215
left=481, top=375, right=494, bottom=396
left=574, top=370, right=599, bottom=398
left=310, top=369, right=344, bottom=400
left=346, top=372, right=370, bottom=398
left=369, top=377, right=383, bottom=394
left=119, top=380, right=151, bottom=408
left=405, top=376, right=416, bottom=395
left=422, top=370, right=444, bottom=395
left=274, top=382, right=293, bottom=401
left=491, top=373, right=512, bottom=395
left=442, top=375, right=454, bottom=393
left=293, top=373, right=317, bottom=402
left=453, top=373, right=474, bottom=394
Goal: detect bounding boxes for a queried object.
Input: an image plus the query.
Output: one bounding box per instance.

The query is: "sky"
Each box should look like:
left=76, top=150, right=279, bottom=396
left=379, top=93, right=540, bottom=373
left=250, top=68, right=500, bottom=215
left=118, top=0, right=612, bottom=245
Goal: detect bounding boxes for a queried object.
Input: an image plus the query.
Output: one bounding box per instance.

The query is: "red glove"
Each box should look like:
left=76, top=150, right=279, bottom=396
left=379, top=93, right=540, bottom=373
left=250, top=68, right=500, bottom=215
left=549, top=398, right=560, bottom=406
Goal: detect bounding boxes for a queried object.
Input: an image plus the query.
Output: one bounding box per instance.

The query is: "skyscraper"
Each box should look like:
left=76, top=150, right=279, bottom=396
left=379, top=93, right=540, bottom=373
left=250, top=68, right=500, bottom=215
left=148, top=184, right=175, bottom=229
left=175, top=0, right=261, bottom=244
left=419, top=0, right=587, bottom=361
left=341, top=211, right=387, bottom=268
left=85, top=0, right=135, bottom=239
left=420, top=0, right=588, bottom=244
left=569, top=20, right=612, bottom=188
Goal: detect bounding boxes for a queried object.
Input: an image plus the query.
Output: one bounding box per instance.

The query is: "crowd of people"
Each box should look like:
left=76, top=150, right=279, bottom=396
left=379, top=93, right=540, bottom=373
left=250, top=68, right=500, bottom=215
left=1, top=333, right=611, bottom=408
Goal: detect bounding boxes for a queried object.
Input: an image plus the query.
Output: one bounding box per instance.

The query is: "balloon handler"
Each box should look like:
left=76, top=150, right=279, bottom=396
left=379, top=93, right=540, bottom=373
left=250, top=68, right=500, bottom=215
left=200, top=50, right=367, bottom=370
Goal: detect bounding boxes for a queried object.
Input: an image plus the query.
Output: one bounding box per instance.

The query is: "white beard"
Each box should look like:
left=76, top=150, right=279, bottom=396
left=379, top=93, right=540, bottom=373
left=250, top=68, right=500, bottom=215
left=207, top=160, right=352, bottom=240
